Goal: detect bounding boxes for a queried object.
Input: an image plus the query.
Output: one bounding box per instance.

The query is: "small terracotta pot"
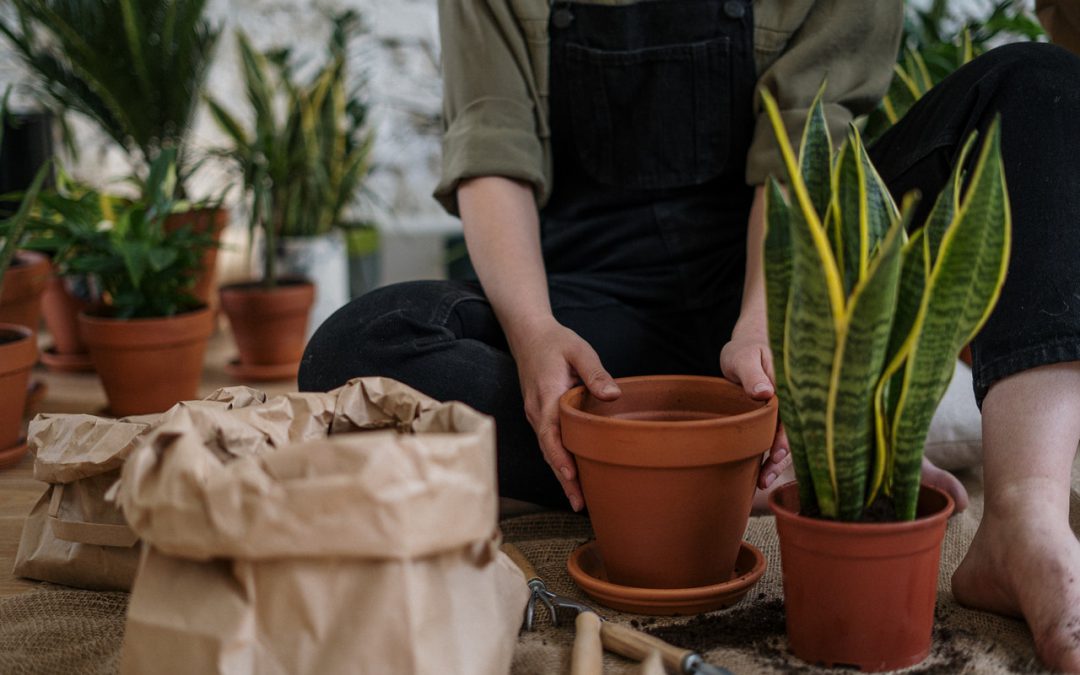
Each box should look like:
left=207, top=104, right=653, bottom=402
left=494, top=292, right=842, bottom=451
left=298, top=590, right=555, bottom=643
left=165, top=207, right=228, bottom=306
left=41, top=272, right=92, bottom=355
left=0, top=324, right=37, bottom=452
left=559, top=375, right=778, bottom=589
left=79, top=307, right=215, bottom=417
left=0, top=251, right=49, bottom=333
left=219, top=279, right=315, bottom=371
left=769, top=481, right=954, bottom=672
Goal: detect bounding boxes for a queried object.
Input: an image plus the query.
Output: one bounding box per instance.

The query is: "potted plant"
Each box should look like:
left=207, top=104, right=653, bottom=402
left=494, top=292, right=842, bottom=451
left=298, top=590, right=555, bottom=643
left=760, top=87, right=1010, bottom=671
left=0, top=164, right=47, bottom=469
left=27, top=150, right=216, bottom=416
left=0, top=0, right=227, bottom=305
left=208, top=12, right=374, bottom=380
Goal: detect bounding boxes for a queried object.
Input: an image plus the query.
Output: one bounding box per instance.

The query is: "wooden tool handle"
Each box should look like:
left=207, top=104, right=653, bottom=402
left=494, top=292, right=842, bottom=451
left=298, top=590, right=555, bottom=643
left=600, top=621, right=692, bottom=673
left=571, top=612, right=604, bottom=675
left=500, top=542, right=540, bottom=583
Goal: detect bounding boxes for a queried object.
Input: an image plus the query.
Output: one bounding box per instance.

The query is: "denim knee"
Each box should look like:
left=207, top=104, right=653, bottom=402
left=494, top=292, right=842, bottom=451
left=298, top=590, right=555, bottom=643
left=298, top=280, right=469, bottom=391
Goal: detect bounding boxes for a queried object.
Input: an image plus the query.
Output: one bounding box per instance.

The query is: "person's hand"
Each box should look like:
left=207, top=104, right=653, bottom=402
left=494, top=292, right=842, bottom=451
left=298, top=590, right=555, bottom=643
left=719, top=324, right=791, bottom=490
left=510, top=317, right=620, bottom=512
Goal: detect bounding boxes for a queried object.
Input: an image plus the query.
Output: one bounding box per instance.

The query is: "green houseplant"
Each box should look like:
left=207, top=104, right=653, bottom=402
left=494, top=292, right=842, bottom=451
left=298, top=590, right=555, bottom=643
left=0, top=165, right=47, bottom=469
left=761, top=87, right=1010, bottom=670
left=23, top=150, right=216, bottom=416
left=208, top=12, right=374, bottom=380
left=0, top=0, right=228, bottom=307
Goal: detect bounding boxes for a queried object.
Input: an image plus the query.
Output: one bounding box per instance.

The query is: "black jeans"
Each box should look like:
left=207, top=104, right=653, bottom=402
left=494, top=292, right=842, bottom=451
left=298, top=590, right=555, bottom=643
left=300, top=43, right=1080, bottom=507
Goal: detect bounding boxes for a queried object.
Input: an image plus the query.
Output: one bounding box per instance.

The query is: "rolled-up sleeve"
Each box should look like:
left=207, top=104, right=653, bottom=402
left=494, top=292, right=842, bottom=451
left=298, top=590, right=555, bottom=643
left=746, top=0, right=903, bottom=185
left=434, top=0, right=548, bottom=215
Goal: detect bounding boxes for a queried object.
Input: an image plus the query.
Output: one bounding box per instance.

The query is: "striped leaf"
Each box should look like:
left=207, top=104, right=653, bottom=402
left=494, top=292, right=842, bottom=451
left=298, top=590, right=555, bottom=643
left=828, top=219, right=904, bottom=520
left=926, top=132, right=978, bottom=268
left=890, top=121, right=1011, bottom=518
left=762, top=88, right=846, bottom=516
left=799, top=82, right=832, bottom=222
left=764, top=177, right=815, bottom=509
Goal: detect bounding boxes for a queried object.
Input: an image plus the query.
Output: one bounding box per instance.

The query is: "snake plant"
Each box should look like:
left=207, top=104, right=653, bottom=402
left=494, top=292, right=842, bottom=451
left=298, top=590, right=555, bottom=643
left=761, top=86, right=1011, bottom=521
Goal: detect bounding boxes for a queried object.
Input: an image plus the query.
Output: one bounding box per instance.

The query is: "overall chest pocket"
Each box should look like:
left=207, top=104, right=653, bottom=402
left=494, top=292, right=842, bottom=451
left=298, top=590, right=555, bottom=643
left=564, top=36, right=732, bottom=190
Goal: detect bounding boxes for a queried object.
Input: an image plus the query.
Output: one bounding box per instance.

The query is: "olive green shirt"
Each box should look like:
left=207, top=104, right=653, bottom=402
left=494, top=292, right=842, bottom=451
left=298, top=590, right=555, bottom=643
left=434, top=0, right=903, bottom=215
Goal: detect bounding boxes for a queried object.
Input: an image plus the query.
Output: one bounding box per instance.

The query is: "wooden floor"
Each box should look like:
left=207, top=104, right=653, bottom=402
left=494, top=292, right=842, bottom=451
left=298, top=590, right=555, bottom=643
left=0, top=325, right=297, bottom=598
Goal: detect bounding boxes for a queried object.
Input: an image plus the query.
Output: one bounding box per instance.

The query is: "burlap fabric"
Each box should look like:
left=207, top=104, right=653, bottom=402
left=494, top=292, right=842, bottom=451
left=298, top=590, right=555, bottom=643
left=1, top=471, right=1072, bottom=674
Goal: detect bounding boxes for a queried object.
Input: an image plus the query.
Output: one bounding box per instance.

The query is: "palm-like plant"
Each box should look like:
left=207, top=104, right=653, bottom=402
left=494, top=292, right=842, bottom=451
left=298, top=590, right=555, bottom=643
left=762, top=86, right=1010, bottom=521
left=207, top=11, right=374, bottom=289
left=0, top=0, right=220, bottom=192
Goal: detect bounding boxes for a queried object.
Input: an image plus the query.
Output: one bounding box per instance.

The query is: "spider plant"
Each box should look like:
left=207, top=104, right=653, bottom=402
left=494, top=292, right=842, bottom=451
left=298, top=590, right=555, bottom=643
left=0, top=0, right=220, bottom=194
left=762, top=86, right=1010, bottom=521
left=207, top=11, right=374, bottom=289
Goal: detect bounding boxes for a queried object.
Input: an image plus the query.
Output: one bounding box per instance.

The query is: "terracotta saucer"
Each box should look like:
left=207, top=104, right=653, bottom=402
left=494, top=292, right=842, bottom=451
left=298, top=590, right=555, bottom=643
left=40, top=346, right=95, bottom=373
left=567, top=539, right=766, bottom=616
left=0, top=439, right=29, bottom=471
left=224, top=358, right=299, bottom=382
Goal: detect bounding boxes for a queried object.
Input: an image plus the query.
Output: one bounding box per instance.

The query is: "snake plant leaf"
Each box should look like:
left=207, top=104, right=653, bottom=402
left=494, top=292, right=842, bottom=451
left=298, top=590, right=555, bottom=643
left=925, top=132, right=978, bottom=268
left=799, top=82, right=832, bottom=221
left=828, top=219, right=904, bottom=520
left=763, top=177, right=815, bottom=509
left=865, top=198, right=920, bottom=502
left=890, top=121, right=1011, bottom=518
left=762, top=88, right=846, bottom=516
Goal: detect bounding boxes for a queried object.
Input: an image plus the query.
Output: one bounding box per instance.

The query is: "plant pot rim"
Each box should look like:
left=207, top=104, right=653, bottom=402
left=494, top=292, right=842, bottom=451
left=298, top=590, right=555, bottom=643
left=220, top=278, right=314, bottom=293
left=559, top=374, right=777, bottom=431
left=768, top=480, right=955, bottom=533
left=0, top=323, right=35, bottom=343
left=78, top=305, right=211, bottom=325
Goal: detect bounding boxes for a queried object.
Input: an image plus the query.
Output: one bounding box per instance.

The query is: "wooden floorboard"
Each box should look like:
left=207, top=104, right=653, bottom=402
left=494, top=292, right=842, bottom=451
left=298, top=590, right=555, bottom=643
left=0, top=325, right=297, bottom=599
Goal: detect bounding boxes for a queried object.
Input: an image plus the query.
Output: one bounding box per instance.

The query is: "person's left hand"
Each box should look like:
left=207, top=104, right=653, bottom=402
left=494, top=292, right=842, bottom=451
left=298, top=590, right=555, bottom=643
left=719, top=326, right=791, bottom=490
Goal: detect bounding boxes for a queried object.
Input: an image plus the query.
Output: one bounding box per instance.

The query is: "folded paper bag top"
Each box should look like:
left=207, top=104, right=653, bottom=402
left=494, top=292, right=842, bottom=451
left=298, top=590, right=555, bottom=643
left=117, top=377, right=499, bottom=562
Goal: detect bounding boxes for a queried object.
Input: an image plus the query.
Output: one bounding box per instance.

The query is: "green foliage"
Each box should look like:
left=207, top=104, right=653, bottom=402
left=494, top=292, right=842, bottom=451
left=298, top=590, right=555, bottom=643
left=0, top=165, right=49, bottom=301
left=864, top=0, right=1044, bottom=139
left=207, top=11, right=375, bottom=287
left=16, top=150, right=214, bottom=319
left=0, top=0, right=221, bottom=192
left=762, top=88, right=1011, bottom=521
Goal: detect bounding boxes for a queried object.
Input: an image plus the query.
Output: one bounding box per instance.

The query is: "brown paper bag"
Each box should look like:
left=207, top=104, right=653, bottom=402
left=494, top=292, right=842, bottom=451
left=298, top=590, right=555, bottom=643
left=13, top=387, right=268, bottom=591
left=118, top=377, right=529, bottom=675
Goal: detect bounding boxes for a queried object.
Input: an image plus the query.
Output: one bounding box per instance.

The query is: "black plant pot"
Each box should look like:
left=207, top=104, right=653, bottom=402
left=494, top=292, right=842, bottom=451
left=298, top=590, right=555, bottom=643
left=0, top=111, right=55, bottom=217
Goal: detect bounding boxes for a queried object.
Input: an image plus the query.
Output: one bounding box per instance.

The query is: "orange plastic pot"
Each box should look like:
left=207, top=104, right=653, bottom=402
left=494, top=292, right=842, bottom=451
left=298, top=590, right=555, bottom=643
left=769, top=481, right=954, bottom=672
left=0, top=324, right=37, bottom=453
left=219, top=280, right=314, bottom=370
left=559, top=375, right=777, bottom=589
left=0, top=251, right=49, bottom=333
left=165, top=207, right=228, bottom=306
left=79, top=307, right=214, bottom=417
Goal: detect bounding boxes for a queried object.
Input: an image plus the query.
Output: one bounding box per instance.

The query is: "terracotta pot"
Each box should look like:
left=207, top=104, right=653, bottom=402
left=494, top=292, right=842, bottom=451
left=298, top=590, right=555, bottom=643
left=165, top=207, right=228, bottom=306
left=769, top=481, right=955, bottom=672
left=41, top=272, right=92, bottom=355
left=0, top=324, right=37, bottom=453
left=0, top=250, right=49, bottom=333
left=559, top=375, right=777, bottom=589
left=79, top=307, right=214, bottom=417
left=219, top=280, right=315, bottom=377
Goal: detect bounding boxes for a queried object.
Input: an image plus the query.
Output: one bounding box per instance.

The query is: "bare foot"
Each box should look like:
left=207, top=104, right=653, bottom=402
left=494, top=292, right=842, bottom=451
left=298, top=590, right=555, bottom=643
left=921, top=456, right=969, bottom=512
left=953, top=515, right=1080, bottom=672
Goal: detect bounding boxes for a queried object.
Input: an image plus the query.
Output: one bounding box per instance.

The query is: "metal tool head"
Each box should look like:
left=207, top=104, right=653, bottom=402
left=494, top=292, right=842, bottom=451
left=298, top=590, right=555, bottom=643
left=683, top=653, right=735, bottom=675
left=522, top=579, right=598, bottom=630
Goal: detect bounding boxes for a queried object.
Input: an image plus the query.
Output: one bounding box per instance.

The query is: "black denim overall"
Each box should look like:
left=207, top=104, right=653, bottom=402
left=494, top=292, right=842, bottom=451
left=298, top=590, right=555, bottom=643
left=301, top=0, right=759, bottom=508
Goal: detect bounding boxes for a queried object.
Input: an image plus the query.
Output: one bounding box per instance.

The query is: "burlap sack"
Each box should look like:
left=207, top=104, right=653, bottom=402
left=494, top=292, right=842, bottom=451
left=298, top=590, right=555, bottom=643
left=117, top=377, right=529, bottom=675
left=13, top=387, right=267, bottom=591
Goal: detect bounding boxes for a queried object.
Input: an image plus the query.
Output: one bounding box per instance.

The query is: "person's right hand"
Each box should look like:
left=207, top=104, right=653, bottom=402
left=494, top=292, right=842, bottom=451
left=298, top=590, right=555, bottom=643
left=510, top=317, right=621, bottom=512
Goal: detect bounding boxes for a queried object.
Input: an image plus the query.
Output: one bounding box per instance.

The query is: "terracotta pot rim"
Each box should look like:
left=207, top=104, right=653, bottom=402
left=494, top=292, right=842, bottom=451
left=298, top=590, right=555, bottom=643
left=559, top=374, right=778, bottom=431
left=219, top=278, right=315, bottom=294
left=78, top=305, right=212, bottom=326
left=768, top=481, right=955, bottom=533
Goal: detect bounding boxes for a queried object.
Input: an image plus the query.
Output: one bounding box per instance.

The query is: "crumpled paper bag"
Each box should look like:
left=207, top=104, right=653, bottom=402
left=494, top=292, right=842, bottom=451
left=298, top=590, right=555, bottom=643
left=13, top=387, right=266, bottom=590
left=117, top=377, right=529, bottom=675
